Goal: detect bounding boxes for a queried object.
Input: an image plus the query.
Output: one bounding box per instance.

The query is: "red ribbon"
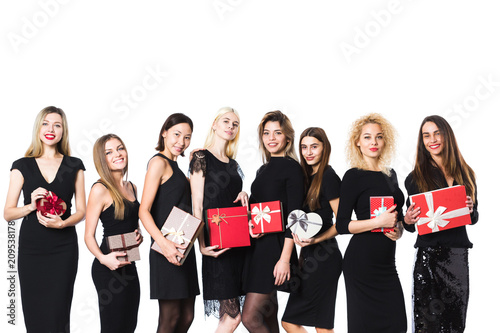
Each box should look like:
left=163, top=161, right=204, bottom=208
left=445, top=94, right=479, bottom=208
left=38, top=192, right=66, bottom=216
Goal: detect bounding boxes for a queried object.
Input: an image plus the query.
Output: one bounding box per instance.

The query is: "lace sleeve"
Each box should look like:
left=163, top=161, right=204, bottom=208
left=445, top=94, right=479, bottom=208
left=189, top=150, right=207, bottom=177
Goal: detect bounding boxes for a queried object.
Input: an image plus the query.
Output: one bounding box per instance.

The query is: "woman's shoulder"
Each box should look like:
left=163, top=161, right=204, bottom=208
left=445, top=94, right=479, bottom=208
left=65, top=155, right=86, bottom=171
left=323, top=165, right=341, bottom=182
left=11, top=157, right=32, bottom=170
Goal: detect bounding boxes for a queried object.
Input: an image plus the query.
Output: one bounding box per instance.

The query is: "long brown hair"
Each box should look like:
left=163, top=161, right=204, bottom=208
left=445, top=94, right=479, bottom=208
left=257, top=110, right=298, bottom=162
left=93, top=134, right=130, bottom=219
left=300, top=127, right=331, bottom=211
left=413, top=115, right=476, bottom=202
left=25, top=106, right=71, bottom=157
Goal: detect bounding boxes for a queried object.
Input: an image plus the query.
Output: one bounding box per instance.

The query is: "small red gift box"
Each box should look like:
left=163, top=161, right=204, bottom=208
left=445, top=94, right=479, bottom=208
left=250, top=201, right=284, bottom=234
left=370, top=196, right=395, bottom=233
left=151, top=206, right=204, bottom=265
left=106, top=232, right=141, bottom=262
left=206, top=206, right=250, bottom=249
left=36, top=191, right=67, bottom=216
left=410, top=185, right=471, bottom=235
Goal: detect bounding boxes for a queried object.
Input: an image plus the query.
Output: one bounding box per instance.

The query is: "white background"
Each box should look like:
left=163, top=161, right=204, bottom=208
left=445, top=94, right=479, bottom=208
left=1, top=1, right=498, bottom=332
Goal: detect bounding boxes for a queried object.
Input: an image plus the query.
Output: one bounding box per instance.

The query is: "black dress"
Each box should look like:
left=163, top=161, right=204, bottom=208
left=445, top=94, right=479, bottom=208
left=91, top=182, right=140, bottom=333
left=404, top=168, right=478, bottom=333
left=189, top=150, right=246, bottom=318
left=11, top=156, right=84, bottom=332
left=336, top=168, right=407, bottom=333
left=243, top=157, right=304, bottom=294
left=149, top=153, right=200, bottom=300
left=282, top=166, right=343, bottom=329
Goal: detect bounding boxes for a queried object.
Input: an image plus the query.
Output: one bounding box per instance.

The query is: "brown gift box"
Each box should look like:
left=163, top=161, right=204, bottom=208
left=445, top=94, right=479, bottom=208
left=106, top=231, right=141, bottom=262
left=151, top=206, right=204, bottom=265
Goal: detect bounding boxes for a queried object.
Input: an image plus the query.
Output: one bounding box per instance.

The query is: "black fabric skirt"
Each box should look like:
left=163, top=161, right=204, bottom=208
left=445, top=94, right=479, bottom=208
left=413, top=247, right=469, bottom=333
left=281, top=238, right=342, bottom=329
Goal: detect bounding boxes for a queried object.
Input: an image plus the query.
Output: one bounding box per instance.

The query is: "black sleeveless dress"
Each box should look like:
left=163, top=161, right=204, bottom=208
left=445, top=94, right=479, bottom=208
left=149, top=153, right=200, bottom=300
left=190, top=150, right=246, bottom=318
left=282, top=166, right=343, bottom=329
left=11, top=156, right=84, bottom=333
left=91, top=182, right=140, bottom=333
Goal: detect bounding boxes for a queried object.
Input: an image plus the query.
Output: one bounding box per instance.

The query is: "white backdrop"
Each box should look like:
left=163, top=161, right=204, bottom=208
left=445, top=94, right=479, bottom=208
left=1, top=1, right=498, bottom=332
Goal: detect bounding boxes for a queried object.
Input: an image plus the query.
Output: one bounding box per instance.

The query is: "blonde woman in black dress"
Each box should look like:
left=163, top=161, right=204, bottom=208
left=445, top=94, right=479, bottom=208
left=139, top=113, right=200, bottom=333
left=242, top=111, right=304, bottom=333
left=4, top=106, right=86, bottom=332
left=335, top=113, right=407, bottom=333
left=85, top=134, right=142, bottom=333
left=190, top=107, right=248, bottom=332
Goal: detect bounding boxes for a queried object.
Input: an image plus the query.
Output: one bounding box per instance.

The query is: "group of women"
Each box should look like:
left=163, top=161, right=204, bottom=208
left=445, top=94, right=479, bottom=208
left=4, top=106, right=478, bottom=333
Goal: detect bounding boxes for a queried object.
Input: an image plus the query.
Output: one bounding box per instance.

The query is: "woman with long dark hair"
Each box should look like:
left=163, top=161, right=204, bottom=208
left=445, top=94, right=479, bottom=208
left=241, top=110, right=304, bottom=333
left=139, top=113, right=200, bottom=333
left=85, top=134, right=142, bottom=332
left=404, top=115, right=478, bottom=333
left=335, top=113, right=407, bottom=333
left=4, top=106, right=86, bottom=332
left=281, top=127, right=342, bottom=333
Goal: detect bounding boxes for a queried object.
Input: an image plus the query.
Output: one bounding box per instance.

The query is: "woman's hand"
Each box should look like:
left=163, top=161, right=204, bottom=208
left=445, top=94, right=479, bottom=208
left=200, top=244, right=230, bottom=258
left=249, top=221, right=264, bottom=239
left=134, top=228, right=143, bottom=246
left=99, top=252, right=130, bottom=270
left=466, top=196, right=474, bottom=213
left=384, top=222, right=403, bottom=241
left=273, top=260, right=291, bottom=286
left=404, top=202, right=420, bottom=225
left=37, top=211, right=65, bottom=229
left=374, top=205, right=398, bottom=229
left=30, top=187, right=48, bottom=211
left=233, top=191, right=249, bottom=209
left=159, top=238, right=187, bottom=266
left=292, top=232, right=315, bottom=247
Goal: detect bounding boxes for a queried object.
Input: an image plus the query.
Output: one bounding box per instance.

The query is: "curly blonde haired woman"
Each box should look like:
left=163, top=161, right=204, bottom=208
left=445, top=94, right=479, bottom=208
left=335, top=113, right=407, bottom=333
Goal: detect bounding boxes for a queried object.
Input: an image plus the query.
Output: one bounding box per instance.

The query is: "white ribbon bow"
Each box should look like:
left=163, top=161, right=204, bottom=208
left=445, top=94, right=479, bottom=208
left=161, top=226, right=186, bottom=244
left=252, top=205, right=272, bottom=225
left=416, top=192, right=470, bottom=233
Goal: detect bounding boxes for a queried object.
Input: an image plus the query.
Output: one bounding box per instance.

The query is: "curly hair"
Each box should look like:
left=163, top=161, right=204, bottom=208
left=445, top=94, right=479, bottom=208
left=346, top=113, right=397, bottom=175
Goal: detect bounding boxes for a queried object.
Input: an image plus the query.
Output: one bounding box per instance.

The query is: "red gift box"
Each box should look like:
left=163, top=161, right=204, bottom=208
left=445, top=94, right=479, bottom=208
left=410, top=185, right=471, bottom=235
left=106, top=232, right=141, bottom=262
left=36, top=191, right=67, bottom=216
left=370, top=196, right=394, bottom=233
left=250, top=201, right=284, bottom=234
left=151, top=206, right=204, bottom=265
left=206, top=206, right=250, bottom=249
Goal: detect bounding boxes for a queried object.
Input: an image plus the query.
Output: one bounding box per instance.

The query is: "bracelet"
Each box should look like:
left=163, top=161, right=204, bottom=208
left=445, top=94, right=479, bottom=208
left=279, top=260, right=290, bottom=265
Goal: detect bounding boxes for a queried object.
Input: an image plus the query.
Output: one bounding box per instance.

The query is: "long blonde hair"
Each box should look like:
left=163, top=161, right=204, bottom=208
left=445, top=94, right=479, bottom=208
left=203, top=107, right=240, bottom=159
left=258, top=110, right=298, bottom=163
left=25, top=106, right=71, bottom=157
left=93, top=134, right=130, bottom=220
left=346, top=113, right=397, bottom=175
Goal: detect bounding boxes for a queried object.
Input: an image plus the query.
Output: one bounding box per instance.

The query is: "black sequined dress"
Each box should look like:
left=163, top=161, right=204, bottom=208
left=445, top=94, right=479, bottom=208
left=190, top=150, right=246, bottom=318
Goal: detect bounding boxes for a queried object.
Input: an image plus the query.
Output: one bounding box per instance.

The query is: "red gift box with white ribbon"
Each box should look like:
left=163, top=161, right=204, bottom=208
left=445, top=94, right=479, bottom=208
left=370, top=196, right=395, bottom=233
left=250, top=201, right=284, bottom=234
left=410, top=185, right=471, bottom=235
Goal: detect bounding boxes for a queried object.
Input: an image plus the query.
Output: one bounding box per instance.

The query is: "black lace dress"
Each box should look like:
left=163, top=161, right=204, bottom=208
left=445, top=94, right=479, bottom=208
left=190, top=150, right=246, bottom=318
